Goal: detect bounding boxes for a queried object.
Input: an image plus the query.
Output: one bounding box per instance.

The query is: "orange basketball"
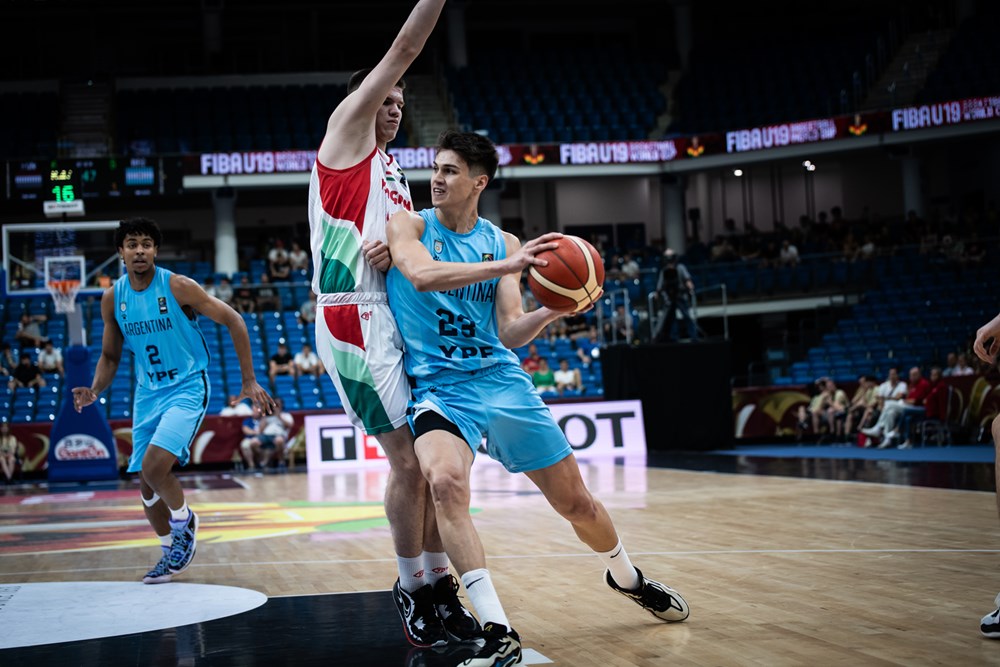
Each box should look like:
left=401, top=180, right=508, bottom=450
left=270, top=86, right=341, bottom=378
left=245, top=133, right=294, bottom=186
left=526, top=235, right=605, bottom=313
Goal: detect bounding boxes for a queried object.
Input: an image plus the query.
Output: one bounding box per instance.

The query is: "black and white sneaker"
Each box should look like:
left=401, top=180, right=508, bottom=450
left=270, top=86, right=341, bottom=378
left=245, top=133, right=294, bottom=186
left=433, top=574, right=483, bottom=643
left=982, top=593, right=1000, bottom=638
left=605, top=567, right=690, bottom=622
left=460, top=622, right=521, bottom=667
left=393, top=579, right=448, bottom=648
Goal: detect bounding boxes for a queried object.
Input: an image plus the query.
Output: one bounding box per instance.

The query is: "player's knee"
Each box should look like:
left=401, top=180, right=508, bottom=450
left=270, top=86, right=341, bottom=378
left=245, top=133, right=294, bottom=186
left=426, top=469, right=470, bottom=509
left=553, top=490, right=599, bottom=525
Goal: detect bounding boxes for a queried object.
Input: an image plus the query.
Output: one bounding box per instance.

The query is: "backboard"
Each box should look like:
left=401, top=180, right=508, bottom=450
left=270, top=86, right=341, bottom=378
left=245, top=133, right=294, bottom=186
left=2, top=221, right=123, bottom=298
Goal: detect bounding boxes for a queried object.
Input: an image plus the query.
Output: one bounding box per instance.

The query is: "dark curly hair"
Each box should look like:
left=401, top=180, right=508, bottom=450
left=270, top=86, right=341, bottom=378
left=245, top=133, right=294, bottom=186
left=116, top=217, right=162, bottom=249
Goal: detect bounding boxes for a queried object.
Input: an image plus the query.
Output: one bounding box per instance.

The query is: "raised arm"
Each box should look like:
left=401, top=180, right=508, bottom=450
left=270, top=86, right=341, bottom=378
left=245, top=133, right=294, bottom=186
left=169, top=274, right=275, bottom=414
left=318, top=0, right=447, bottom=169
left=386, top=210, right=562, bottom=292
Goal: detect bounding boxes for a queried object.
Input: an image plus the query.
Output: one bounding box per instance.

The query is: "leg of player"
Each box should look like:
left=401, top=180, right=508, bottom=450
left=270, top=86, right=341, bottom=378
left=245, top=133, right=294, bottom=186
left=142, top=445, right=199, bottom=577
left=525, top=454, right=690, bottom=623
left=982, top=414, right=1000, bottom=639
left=381, top=425, right=449, bottom=648
left=138, top=475, right=174, bottom=584
left=414, top=427, right=520, bottom=666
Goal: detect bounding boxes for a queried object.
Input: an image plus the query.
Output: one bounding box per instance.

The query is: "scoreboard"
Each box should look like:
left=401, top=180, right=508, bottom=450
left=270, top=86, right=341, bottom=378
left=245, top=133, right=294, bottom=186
left=7, top=157, right=180, bottom=201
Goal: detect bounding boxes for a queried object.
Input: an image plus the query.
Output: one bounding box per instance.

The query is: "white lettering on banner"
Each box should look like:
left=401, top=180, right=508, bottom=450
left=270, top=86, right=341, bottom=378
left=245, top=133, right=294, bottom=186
left=304, top=400, right=646, bottom=472
left=198, top=150, right=317, bottom=175
left=559, top=141, right=677, bottom=165
left=891, top=101, right=962, bottom=131
left=388, top=146, right=437, bottom=170
left=726, top=119, right=837, bottom=153
left=54, top=434, right=111, bottom=461
left=961, top=96, right=1000, bottom=121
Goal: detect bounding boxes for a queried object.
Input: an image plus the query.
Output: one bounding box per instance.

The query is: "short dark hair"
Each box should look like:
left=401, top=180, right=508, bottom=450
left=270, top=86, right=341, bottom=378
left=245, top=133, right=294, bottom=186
left=437, top=129, right=499, bottom=181
left=347, top=68, right=405, bottom=94
left=116, top=217, right=162, bottom=249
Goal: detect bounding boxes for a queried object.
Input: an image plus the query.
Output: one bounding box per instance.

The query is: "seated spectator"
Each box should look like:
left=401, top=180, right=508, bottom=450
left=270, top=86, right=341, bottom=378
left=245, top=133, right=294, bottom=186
left=268, top=238, right=292, bottom=281
left=8, top=353, right=46, bottom=392
left=203, top=276, right=218, bottom=299
left=36, top=340, right=63, bottom=375
left=255, top=273, right=282, bottom=312
left=862, top=366, right=932, bottom=448
left=220, top=394, right=254, bottom=417
left=288, top=240, right=310, bottom=276
left=233, top=275, right=256, bottom=314
left=604, top=305, right=633, bottom=343
left=269, top=342, right=298, bottom=381
left=239, top=405, right=264, bottom=470
left=941, top=352, right=959, bottom=376
left=563, top=312, right=589, bottom=341
left=0, top=421, right=25, bottom=484
left=952, top=353, right=975, bottom=376
left=532, top=358, right=558, bottom=394
left=14, top=314, right=47, bottom=348
left=298, top=290, right=317, bottom=325
left=779, top=239, right=800, bottom=267
left=619, top=253, right=640, bottom=281
left=796, top=378, right=832, bottom=440
left=0, top=342, right=17, bottom=377
left=843, top=375, right=878, bottom=441
left=520, top=342, right=543, bottom=374
left=259, top=397, right=294, bottom=470
left=294, top=342, right=323, bottom=377
left=215, top=277, right=235, bottom=307
left=575, top=326, right=601, bottom=366
left=553, top=358, right=583, bottom=395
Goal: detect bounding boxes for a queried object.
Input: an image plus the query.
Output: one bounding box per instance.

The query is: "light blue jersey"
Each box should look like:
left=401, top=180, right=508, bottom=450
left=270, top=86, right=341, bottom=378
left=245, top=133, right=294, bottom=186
left=113, top=267, right=210, bottom=390
left=387, top=208, right=520, bottom=387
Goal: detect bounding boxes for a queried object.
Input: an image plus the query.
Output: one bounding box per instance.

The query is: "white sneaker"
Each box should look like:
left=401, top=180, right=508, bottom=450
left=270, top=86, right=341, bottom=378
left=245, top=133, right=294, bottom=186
left=982, top=593, right=1000, bottom=638
left=861, top=426, right=882, bottom=437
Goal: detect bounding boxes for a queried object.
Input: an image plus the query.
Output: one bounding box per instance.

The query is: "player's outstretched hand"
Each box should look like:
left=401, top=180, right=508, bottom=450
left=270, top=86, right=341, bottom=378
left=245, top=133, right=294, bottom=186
left=973, top=311, right=1000, bottom=365
left=363, top=240, right=393, bottom=272
left=72, top=387, right=98, bottom=413
left=505, top=232, right=563, bottom=273
left=241, top=382, right=277, bottom=415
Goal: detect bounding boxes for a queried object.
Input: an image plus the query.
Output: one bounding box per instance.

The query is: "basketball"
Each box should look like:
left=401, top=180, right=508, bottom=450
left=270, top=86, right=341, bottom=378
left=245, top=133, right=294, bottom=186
left=526, top=235, right=605, bottom=313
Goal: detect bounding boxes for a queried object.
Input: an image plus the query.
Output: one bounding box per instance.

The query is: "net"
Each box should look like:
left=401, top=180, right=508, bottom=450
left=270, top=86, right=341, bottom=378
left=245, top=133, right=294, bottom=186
left=47, top=279, right=81, bottom=314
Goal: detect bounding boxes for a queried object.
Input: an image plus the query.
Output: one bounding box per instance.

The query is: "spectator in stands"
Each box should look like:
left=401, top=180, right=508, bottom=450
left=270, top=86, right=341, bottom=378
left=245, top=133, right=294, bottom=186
left=215, top=277, right=235, bottom=307
left=14, top=314, right=47, bottom=348
left=267, top=238, right=292, bottom=281
left=942, top=352, right=959, bottom=376
left=0, top=421, right=24, bottom=484
left=531, top=358, right=558, bottom=394
left=710, top=235, right=738, bottom=262
left=778, top=239, right=800, bottom=267
left=575, top=325, right=601, bottom=366
left=0, top=342, right=17, bottom=377
left=294, top=342, right=323, bottom=377
left=36, top=340, right=63, bottom=375
left=8, top=353, right=46, bottom=392
left=233, top=275, right=256, bottom=313
left=653, top=248, right=696, bottom=343
left=897, top=366, right=944, bottom=448
left=563, top=311, right=589, bottom=341
left=554, top=358, right=583, bottom=395
left=817, top=377, right=849, bottom=442
left=258, top=397, right=294, bottom=470
left=269, top=342, right=298, bottom=382
left=220, top=394, right=254, bottom=417
left=862, top=366, right=931, bottom=448
left=520, top=342, right=543, bottom=374
left=843, top=374, right=879, bottom=440
left=605, top=304, right=633, bottom=344
left=288, top=240, right=310, bottom=276
left=619, top=253, right=640, bottom=281
left=239, top=405, right=264, bottom=471
left=953, top=353, right=975, bottom=376
left=297, top=290, right=317, bottom=325
left=255, top=273, right=282, bottom=312
left=858, top=367, right=908, bottom=446
left=796, top=378, right=832, bottom=441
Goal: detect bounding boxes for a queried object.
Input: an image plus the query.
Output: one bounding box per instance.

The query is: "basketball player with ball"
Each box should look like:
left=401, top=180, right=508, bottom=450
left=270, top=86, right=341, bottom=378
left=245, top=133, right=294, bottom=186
left=386, top=129, right=689, bottom=666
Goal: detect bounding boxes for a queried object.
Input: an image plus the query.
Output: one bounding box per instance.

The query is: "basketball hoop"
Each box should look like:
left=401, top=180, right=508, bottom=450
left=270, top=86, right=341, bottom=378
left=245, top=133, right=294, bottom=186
left=47, top=279, right=81, bottom=314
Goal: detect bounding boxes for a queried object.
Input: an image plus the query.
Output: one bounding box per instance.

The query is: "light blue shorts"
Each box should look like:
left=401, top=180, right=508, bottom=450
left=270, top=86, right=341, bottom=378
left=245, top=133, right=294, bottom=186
left=409, top=364, right=572, bottom=473
left=128, top=372, right=210, bottom=473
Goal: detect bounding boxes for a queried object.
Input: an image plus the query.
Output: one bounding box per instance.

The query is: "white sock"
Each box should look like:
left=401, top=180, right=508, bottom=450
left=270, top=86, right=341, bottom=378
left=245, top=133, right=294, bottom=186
left=462, top=568, right=510, bottom=630
left=423, top=551, right=450, bottom=586
left=597, top=540, right=641, bottom=590
left=397, top=555, right=425, bottom=593
left=158, top=534, right=171, bottom=551
left=169, top=501, right=190, bottom=523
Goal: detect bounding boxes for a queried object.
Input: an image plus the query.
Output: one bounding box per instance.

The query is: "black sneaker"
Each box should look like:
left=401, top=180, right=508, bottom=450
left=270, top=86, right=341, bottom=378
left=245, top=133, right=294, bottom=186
left=433, top=574, right=483, bottom=643
left=982, top=593, right=1000, bottom=638
left=460, top=622, right=521, bottom=667
left=605, top=567, right=690, bottom=622
left=393, top=579, right=448, bottom=648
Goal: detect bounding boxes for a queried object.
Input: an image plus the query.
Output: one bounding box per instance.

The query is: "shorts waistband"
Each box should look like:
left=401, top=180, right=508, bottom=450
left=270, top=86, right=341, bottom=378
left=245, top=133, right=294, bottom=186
left=317, top=292, right=388, bottom=306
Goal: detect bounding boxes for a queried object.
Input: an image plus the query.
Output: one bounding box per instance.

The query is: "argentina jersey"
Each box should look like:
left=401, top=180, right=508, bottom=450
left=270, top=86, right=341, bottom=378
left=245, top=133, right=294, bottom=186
left=114, top=268, right=210, bottom=390
left=387, top=209, right=519, bottom=386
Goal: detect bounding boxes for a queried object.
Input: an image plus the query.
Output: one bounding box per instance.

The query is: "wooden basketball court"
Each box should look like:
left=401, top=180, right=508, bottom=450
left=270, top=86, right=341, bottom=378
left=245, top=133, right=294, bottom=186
left=1, top=455, right=998, bottom=665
